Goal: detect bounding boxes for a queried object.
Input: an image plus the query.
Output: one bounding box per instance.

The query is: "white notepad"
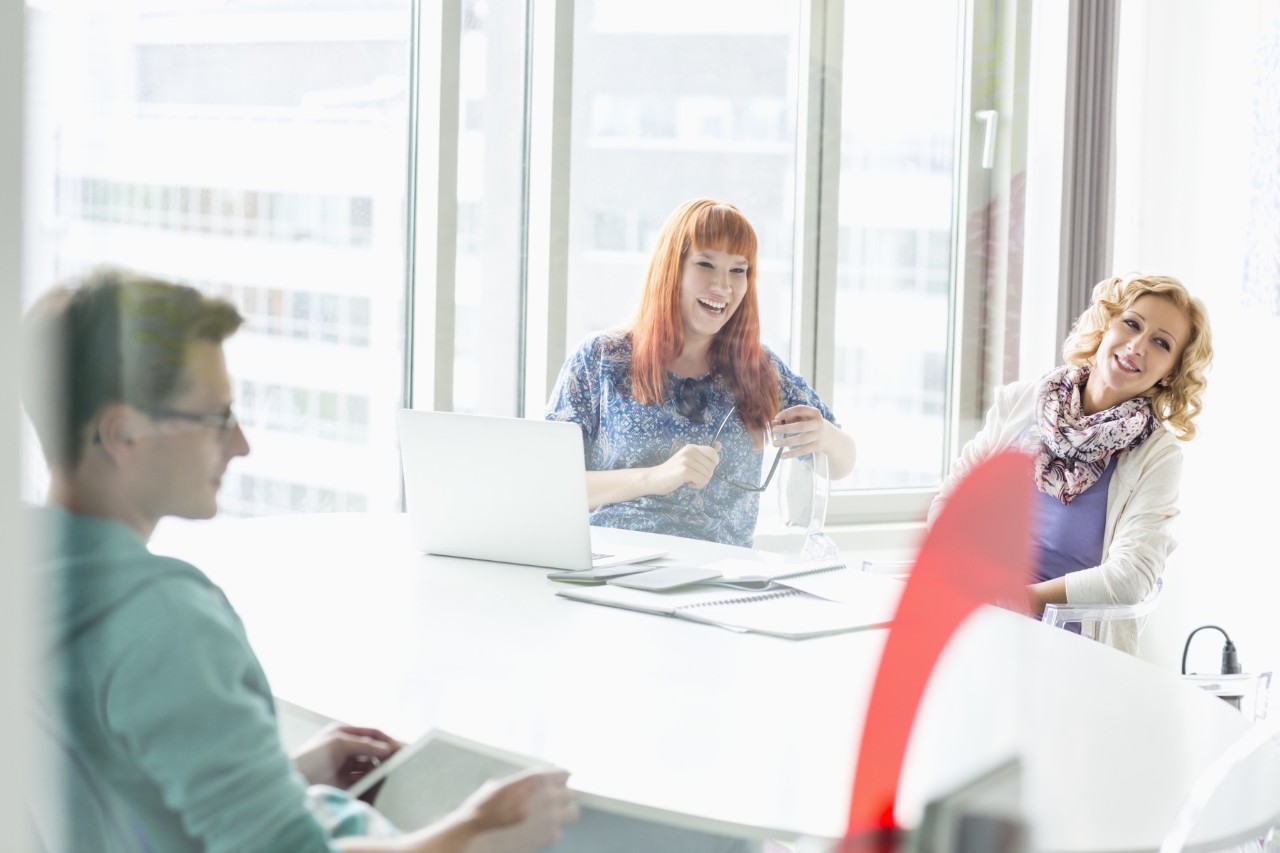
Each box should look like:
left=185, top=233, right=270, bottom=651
left=700, top=557, right=847, bottom=581
left=555, top=574, right=901, bottom=640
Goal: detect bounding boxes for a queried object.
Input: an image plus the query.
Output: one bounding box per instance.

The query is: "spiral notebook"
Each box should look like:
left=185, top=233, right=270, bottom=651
left=555, top=571, right=902, bottom=639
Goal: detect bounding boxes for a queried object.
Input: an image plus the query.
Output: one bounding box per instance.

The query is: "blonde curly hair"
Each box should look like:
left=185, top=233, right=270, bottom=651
left=1062, top=274, right=1213, bottom=440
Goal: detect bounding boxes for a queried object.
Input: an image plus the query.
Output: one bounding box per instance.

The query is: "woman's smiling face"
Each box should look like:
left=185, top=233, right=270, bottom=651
left=1087, top=294, right=1190, bottom=411
left=678, top=247, right=749, bottom=343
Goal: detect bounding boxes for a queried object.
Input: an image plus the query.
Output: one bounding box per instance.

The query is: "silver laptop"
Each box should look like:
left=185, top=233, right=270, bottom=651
left=396, top=410, right=668, bottom=571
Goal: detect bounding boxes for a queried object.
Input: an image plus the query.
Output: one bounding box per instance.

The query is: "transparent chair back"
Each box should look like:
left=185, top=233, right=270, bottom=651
left=1158, top=712, right=1280, bottom=853
left=1040, top=576, right=1164, bottom=630
left=777, top=450, right=838, bottom=561
left=802, top=450, right=837, bottom=560
left=1181, top=671, right=1273, bottom=724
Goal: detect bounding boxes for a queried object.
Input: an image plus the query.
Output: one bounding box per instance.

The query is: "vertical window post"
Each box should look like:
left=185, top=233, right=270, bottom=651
left=799, top=0, right=844, bottom=394
left=405, top=0, right=462, bottom=412
left=521, top=0, right=575, bottom=418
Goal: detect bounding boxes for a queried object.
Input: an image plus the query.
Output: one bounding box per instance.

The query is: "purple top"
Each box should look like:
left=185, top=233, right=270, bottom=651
left=1031, top=456, right=1115, bottom=634
left=1032, top=456, right=1116, bottom=584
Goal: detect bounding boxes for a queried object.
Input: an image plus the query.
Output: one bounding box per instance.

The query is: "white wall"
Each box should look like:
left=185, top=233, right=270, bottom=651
left=1114, top=0, right=1280, bottom=677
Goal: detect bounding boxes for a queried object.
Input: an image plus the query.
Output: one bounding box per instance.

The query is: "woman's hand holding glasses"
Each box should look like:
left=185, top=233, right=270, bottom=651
left=770, top=405, right=832, bottom=459
left=767, top=404, right=858, bottom=481
left=646, top=442, right=721, bottom=494
left=583, top=404, right=731, bottom=509
left=645, top=401, right=737, bottom=495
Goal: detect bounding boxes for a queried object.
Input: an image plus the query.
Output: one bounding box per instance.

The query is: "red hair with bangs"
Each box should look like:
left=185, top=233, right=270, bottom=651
left=628, top=198, right=780, bottom=437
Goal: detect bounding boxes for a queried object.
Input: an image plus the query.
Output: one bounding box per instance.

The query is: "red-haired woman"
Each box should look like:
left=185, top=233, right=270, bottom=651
left=546, top=198, right=856, bottom=547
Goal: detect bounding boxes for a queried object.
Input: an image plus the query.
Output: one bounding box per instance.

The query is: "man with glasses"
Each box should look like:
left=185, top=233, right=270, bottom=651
left=22, top=267, right=577, bottom=852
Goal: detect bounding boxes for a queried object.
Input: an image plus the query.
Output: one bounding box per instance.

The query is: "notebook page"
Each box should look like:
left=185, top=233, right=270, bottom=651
left=676, top=589, right=894, bottom=639
left=777, top=569, right=906, bottom=607
left=555, top=582, right=739, bottom=615
left=701, top=557, right=845, bottom=581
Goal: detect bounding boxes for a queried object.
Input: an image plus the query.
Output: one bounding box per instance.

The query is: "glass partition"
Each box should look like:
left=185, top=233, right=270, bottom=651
left=25, top=1, right=412, bottom=516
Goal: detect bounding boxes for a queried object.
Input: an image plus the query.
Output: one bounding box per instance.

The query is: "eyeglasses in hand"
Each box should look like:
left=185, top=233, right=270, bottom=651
left=721, top=422, right=783, bottom=492
left=723, top=448, right=783, bottom=492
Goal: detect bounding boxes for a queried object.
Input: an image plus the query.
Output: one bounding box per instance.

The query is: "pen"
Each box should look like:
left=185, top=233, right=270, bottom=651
left=711, top=404, right=737, bottom=445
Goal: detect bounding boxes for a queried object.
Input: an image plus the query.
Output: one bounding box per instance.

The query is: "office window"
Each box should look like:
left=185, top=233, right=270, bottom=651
left=24, top=1, right=412, bottom=518
left=828, top=0, right=962, bottom=491
left=348, top=297, right=372, bottom=347
left=565, top=0, right=801, bottom=357
left=451, top=1, right=527, bottom=417
left=25, top=0, right=1023, bottom=528
left=291, top=292, right=312, bottom=340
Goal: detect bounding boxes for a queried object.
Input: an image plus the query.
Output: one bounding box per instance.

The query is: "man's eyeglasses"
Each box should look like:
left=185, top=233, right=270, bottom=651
left=675, top=376, right=711, bottom=424
left=141, top=406, right=240, bottom=442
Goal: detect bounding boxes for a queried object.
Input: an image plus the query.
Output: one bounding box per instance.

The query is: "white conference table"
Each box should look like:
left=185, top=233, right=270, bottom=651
left=151, top=512, right=1280, bottom=852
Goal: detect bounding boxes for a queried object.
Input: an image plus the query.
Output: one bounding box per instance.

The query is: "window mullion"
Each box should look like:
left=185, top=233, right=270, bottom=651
left=521, top=0, right=575, bottom=419
left=405, top=0, right=461, bottom=413
left=945, top=0, right=997, bottom=464
left=795, top=0, right=843, bottom=395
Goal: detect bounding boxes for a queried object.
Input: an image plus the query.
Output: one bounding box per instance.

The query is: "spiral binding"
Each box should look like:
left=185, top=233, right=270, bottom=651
left=679, top=587, right=802, bottom=610
left=777, top=562, right=845, bottom=579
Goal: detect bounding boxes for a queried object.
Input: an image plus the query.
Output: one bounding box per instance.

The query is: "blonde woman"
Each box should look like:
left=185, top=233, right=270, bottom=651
left=929, top=274, right=1213, bottom=655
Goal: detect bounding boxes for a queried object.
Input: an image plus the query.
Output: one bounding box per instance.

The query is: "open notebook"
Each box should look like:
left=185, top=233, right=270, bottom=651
left=555, top=569, right=903, bottom=639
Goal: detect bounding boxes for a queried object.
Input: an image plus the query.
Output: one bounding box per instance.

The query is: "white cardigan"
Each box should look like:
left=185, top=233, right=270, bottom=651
left=928, top=380, right=1183, bottom=656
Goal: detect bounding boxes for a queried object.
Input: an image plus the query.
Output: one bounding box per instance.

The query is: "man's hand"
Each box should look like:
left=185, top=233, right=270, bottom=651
left=291, top=723, right=401, bottom=789
left=459, top=768, right=580, bottom=853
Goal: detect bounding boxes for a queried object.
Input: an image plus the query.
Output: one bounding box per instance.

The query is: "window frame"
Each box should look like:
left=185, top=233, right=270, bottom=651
left=405, top=0, right=463, bottom=413
left=406, top=0, right=1028, bottom=528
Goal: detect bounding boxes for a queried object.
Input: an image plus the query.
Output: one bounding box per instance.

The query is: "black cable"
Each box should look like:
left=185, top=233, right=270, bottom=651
left=1181, top=624, right=1240, bottom=675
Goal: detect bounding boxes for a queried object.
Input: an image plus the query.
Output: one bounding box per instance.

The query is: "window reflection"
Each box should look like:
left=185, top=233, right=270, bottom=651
left=566, top=0, right=801, bottom=358
left=26, top=1, right=412, bottom=517
left=451, top=1, right=526, bottom=416
left=832, top=0, right=961, bottom=490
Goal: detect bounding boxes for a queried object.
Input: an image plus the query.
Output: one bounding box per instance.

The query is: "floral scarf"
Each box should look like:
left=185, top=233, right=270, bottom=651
left=1030, top=364, right=1158, bottom=504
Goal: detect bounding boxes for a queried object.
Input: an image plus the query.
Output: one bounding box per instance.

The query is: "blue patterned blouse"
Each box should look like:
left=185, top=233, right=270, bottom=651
left=545, top=331, right=838, bottom=547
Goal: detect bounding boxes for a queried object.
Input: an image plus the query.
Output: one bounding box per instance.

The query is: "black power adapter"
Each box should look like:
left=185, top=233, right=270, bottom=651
left=1182, top=624, right=1243, bottom=709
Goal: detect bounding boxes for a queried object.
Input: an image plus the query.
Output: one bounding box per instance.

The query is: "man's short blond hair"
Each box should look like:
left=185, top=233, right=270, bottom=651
left=21, top=266, right=244, bottom=470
